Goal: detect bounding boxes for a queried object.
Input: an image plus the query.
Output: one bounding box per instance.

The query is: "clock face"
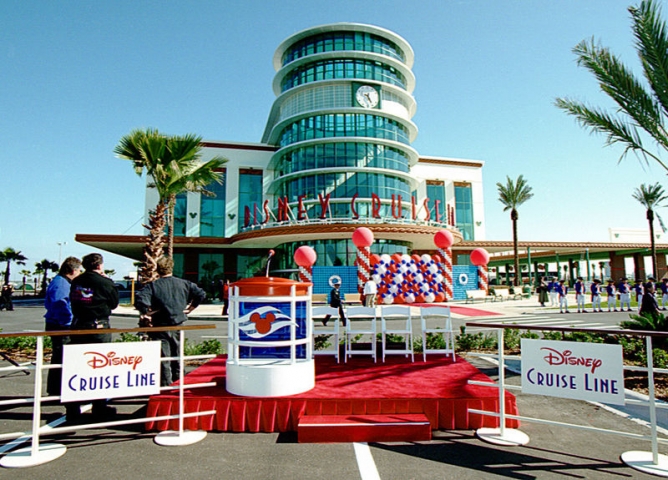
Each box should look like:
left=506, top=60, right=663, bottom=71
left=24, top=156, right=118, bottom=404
left=355, top=85, right=379, bottom=108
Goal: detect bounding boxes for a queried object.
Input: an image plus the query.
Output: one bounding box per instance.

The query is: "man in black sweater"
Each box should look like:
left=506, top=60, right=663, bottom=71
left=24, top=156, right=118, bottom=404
left=135, top=257, right=206, bottom=386
left=69, top=253, right=119, bottom=422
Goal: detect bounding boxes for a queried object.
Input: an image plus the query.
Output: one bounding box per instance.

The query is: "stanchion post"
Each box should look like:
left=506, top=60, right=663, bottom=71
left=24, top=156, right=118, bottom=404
left=621, top=334, right=668, bottom=475
left=154, top=328, right=208, bottom=446
left=0, top=336, right=67, bottom=468
left=475, top=327, right=529, bottom=447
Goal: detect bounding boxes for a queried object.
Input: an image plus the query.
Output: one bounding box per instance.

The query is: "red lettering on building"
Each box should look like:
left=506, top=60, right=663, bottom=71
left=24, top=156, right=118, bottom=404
left=371, top=193, right=382, bottom=218
left=297, top=194, right=306, bottom=220
left=351, top=193, right=359, bottom=219
left=391, top=195, right=403, bottom=219
left=277, top=197, right=290, bottom=222
left=318, top=193, right=330, bottom=219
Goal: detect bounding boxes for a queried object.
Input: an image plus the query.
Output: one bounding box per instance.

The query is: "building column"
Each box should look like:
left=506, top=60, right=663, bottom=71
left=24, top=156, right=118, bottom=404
left=657, top=253, right=667, bottom=279
left=609, top=251, right=626, bottom=281
left=633, top=253, right=646, bottom=281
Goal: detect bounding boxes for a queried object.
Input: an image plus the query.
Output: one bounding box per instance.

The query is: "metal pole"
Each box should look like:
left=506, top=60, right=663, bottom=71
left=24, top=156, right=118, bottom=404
left=527, top=247, right=532, bottom=287
left=586, top=248, right=591, bottom=282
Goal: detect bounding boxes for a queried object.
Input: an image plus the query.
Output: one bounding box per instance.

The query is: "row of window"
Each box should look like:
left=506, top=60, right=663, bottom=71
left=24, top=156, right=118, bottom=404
left=279, top=113, right=410, bottom=147
left=274, top=142, right=410, bottom=176
left=282, top=31, right=405, bottom=66
left=281, top=59, right=406, bottom=92
left=455, top=184, right=474, bottom=240
left=173, top=173, right=228, bottom=237
left=281, top=238, right=410, bottom=268
left=276, top=171, right=411, bottom=203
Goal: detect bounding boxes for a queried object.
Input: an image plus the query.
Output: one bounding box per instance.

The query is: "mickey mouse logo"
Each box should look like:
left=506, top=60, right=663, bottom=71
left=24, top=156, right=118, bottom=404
left=250, top=311, right=276, bottom=334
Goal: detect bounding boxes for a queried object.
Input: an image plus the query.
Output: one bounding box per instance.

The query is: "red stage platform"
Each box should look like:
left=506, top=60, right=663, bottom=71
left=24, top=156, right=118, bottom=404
left=145, top=355, right=519, bottom=435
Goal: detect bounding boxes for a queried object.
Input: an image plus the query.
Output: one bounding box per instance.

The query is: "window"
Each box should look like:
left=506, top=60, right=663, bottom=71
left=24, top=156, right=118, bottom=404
left=454, top=183, right=474, bottom=240
left=426, top=181, right=445, bottom=223
left=200, top=169, right=226, bottom=237
left=173, top=193, right=187, bottom=237
left=239, top=169, right=263, bottom=230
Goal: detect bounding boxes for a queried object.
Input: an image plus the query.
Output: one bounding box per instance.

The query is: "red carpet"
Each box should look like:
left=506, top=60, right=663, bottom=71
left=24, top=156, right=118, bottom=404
left=145, top=355, right=518, bottom=433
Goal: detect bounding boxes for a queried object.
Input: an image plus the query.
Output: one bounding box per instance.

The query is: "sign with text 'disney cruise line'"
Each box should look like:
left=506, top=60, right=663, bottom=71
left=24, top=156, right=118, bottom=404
left=61, top=341, right=161, bottom=402
left=521, top=339, right=625, bottom=405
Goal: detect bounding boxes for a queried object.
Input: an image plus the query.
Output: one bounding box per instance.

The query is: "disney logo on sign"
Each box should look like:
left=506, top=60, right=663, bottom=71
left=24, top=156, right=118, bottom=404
left=541, top=347, right=602, bottom=374
left=84, top=351, right=143, bottom=370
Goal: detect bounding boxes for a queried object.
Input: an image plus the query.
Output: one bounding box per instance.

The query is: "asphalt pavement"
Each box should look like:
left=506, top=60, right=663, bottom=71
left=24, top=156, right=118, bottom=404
left=0, top=296, right=667, bottom=479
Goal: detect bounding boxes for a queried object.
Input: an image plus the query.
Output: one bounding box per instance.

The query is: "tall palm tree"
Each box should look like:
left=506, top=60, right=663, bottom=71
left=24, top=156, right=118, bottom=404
left=34, top=259, right=59, bottom=294
left=1, top=247, right=28, bottom=285
left=632, top=183, right=668, bottom=277
left=556, top=0, right=668, bottom=172
left=497, top=175, right=534, bottom=287
left=114, top=128, right=226, bottom=281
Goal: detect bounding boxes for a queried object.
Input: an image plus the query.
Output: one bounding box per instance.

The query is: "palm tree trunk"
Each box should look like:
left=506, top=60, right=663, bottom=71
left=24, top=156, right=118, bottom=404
left=649, top=209, right=658, bottom=277
left=512, top=210, right=520, bottom=287
left=168, top=195, right=175, bottom=258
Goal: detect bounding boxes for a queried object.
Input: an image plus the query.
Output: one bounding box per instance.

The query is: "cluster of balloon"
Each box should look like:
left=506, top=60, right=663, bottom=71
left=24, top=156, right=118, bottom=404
left=370, top=253, right=447, bottom=305
left=293, top=246, right=317, bottom=283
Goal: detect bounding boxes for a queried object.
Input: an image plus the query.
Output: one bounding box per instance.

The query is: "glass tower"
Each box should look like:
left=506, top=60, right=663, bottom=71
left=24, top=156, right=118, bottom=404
left=261, top=24, right=420, bottom=267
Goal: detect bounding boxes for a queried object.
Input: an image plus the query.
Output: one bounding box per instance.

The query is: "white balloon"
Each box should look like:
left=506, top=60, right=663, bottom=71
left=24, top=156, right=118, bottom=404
left=376, top=265, right=387, bottom=275
left=414, top=273, right=424, bottom=283
left=408, top=262, right=418, bottom=273
left=393, top=273, right=404, bottom=284
left=401, top=254, right=411, bottom=264
left=435, top=274, right=444, bottom=283
left=383, top=294, right=395, bottom=304
left=421, top=254, right=432, bottom=264
left=399, top=263, right=409, bottom=274
left=372, top=274, right=381, bottom=283
left=425, top=292, right=436, bottom=303
left=404, top=293, right=415, bottom=304
left=428, top=264, right=439, bottom=274
left=380, top=254, right=391, bottom=265
left=389, top=284, right=399, bottom=294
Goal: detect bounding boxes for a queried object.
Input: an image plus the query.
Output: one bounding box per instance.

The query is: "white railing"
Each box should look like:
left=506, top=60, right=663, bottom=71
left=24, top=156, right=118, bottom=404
left=0, top=324, right=218, bottom=468
left=464, top=322, right=668, bottom=477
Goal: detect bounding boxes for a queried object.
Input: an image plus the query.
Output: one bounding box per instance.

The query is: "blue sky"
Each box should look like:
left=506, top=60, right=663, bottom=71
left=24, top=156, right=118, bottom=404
left=1, top=0, right=665, bottom=280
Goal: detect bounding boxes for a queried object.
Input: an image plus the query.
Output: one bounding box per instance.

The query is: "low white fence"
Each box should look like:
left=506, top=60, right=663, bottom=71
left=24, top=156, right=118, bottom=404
left=0, top=324, right=217, bottom=468
left=465, top=322, right=668, bottom=477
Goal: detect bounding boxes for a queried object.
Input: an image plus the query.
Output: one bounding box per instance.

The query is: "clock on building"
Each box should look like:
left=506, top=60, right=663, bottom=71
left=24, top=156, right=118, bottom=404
left=355, top=85, right=380, bottom=109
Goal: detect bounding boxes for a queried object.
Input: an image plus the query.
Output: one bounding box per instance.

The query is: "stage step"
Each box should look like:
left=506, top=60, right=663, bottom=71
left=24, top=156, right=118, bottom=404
left=297, top=414, right=432, bottom=443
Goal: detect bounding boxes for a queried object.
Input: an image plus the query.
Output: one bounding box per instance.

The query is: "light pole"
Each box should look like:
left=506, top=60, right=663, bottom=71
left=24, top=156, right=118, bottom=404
left=57, top=241, right=67, bottom=264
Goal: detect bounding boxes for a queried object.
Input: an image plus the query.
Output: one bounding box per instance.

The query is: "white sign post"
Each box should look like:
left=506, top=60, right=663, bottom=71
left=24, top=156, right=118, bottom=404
left=521, top=339, right=625, bottom=405
left=61, top=341, right=161, bottom=402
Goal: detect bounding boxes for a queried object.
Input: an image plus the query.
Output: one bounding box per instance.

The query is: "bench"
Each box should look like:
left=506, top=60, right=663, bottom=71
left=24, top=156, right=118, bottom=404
left=344, top=293, right=362, bottom=305
left=312, top=294, right=328, bottom=305
left=491, top=287, right=510, bottom=301
left=465, top=289, right=496, bottom=303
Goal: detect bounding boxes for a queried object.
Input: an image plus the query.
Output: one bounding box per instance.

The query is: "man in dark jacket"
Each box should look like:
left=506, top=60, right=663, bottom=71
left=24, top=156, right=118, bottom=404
left=69, top=253, right=119, bottom=422
left=135, top=257, right=206, bottom=386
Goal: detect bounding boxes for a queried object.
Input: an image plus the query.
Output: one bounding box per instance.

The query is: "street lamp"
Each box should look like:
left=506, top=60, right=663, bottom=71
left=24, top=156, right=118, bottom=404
left=57, top=241, right=67, bottom=264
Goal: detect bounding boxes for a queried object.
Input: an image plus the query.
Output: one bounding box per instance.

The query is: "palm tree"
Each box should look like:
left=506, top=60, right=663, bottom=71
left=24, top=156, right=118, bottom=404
left=34, top=259, right=59, bottom=294
left=632, top=183, right=668, bottom=277
left=19, top=269, right=32, bottom=295
left=114, top=128, right=226, bottom=281
left=555, top=0, right=668, bottom=172
left=1, top=247, right=28, bottom=285
left=497, top=175, right=534, bottom=287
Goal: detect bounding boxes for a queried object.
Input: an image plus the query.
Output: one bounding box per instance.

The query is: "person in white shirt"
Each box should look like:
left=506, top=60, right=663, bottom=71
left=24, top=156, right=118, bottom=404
left=363, top=279, right=378, bottom=307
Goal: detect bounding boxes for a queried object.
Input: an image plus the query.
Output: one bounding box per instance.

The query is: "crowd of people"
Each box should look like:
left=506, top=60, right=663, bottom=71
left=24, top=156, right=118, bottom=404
left=536, top=275, right=667, bottom=316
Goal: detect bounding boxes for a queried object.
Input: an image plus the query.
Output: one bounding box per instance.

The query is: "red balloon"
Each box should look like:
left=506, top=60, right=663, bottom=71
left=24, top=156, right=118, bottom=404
left=434, top=230, right=454, bottom=249
left=416, top=294, right=425, bottom=304
left=352, top=227, right=374, bottom=247
left=391, top=253, right=402, bottom=264
left=470, top=248, right=490, bottom=266
left=411, top=254, right=421, bottom=263
left=432, top=254, right=442, bottom=264
left=369, top=254, right=381, bottom=268
left=435, top=292, right=445, bottom=303
left=394, top=295, right=404, bottom=304
left=293, top=246, right=317, bottom=267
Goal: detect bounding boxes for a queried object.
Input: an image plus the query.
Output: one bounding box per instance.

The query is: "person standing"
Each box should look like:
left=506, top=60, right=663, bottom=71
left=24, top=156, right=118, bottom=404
left=605, top=279, right=618, bottom=312
left=221, top=279, right=230, bottom=316
left=574, top=277, right=586, bottom=313
left=556, top=279, right=570, bottom=314
left=619, top=278, right=632, bottom=312
left=659, top=278, right=668, bottom=311
left=538, top=276, right=549, bottom=307
left=135, top=257, right=206, bottom=387
left=548, top=277, right=558, bottom=307
left=634, top=280, right=644, bottom=310
left=69, top=253, right=119, bottom=422
left=363, top=278, right=377, bottom=308
left=639, top=284, right=660, bottom=317
left=1, top=283, right=14, bottom=311
left=44, top=256, right=82, bottom=398
left=591, top=279, right=603, bottom=312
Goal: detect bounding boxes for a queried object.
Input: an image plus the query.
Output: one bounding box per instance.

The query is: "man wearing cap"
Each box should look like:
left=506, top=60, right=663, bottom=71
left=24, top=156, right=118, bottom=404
left=323, top=280, right=346, bottom=327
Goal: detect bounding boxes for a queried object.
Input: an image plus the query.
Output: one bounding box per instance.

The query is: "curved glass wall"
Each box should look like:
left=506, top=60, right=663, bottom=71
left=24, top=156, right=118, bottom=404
left=282, top=31, right=405, bottom=66
left=275, top=143, right=410, bottom=176
left=279, top=238, right=411, bottom=269
left=281, top=59, right=406, bottom=92
left=277, top=171, right=411, bottom=203
left=279, top=113, right=410, bottom=147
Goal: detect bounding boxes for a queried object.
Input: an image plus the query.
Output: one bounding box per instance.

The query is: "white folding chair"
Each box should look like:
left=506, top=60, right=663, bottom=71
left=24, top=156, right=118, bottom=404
left=420, top=306, right=455, bottom=362
left=312, top=306, right=341, bottom=363
left=344, top=306, right=377, bottom=363
left=380, top=305, right=414, bottom=362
